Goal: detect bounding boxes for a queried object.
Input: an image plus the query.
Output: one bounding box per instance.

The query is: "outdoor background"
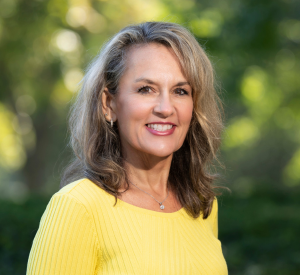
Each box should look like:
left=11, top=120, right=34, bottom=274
left=0, top=0, right=299, bottom=274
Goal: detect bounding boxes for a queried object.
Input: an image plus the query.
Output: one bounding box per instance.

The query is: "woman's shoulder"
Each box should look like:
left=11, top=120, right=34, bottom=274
left=58, top=177, right=107, bottom=195
left=57, top=178, right=95, bottom=196
left=204, top=197, right=219, bottom=238
left=51, top=178, right=113, bottom=213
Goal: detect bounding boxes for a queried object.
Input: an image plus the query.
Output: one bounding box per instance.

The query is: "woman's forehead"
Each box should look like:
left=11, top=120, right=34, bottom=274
left=123, top=43, right=188, bottom=80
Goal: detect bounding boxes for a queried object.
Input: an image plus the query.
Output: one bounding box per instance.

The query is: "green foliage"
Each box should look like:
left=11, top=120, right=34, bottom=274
left=0, top=196, right=49, bottom=274
left=219, top=187, right=300, bottom=274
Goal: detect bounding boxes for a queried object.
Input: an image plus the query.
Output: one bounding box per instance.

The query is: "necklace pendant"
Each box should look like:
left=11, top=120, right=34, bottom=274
left=160, top=204, right=165, bottom=210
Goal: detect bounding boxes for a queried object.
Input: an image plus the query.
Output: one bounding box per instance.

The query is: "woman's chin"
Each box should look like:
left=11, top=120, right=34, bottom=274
left=141, top=146, right=177, bottom=158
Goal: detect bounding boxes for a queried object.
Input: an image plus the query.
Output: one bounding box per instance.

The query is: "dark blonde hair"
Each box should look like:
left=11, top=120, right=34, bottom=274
left=61, top=21, right=224, bottom=219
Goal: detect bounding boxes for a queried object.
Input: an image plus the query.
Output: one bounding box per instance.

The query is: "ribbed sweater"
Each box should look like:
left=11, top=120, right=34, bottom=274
left=27, top=178, right=228, bottom=274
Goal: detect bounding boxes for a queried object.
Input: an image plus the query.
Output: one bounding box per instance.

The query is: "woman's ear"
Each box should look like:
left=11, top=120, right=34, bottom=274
left=102, top=88, right=117, bottom=122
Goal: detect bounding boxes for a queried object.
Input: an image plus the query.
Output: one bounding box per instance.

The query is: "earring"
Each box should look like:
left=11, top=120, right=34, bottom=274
left=111, top=118, right=113, bottom=127
left=105, top=113, right=108, bottom=116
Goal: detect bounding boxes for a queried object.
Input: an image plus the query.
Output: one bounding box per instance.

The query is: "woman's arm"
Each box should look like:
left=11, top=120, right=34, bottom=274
left=26, top=193, right=101, bottom=275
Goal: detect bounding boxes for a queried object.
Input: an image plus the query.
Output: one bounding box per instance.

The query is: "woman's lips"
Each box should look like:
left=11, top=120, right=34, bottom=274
left=145, top=124, right=176, bottom=136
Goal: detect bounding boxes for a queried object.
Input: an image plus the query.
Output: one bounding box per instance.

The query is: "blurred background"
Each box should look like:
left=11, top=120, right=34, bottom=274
left=0, top=0, right=299, bottom=274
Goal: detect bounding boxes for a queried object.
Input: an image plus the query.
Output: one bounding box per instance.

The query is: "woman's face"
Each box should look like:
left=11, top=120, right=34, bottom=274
left=111, top=43, right=193, bottom=159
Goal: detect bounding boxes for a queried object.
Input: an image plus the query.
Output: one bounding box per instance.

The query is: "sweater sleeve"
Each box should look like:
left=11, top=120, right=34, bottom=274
left=26, top=193, right=101, bottom=275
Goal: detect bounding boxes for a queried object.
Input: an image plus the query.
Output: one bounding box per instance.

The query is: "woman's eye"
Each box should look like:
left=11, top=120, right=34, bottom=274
left=137, top=86, right=188, bottom=95
left=137, top=86, right=152, bottom=94
left=175, top=88, right=188, bottom=95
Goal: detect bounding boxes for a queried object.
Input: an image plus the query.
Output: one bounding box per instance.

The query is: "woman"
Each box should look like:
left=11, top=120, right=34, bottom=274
left=27, top=21, right=227, bottom=274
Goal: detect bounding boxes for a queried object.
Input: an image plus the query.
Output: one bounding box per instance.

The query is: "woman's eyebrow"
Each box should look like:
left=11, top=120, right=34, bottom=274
left=175, top=81, right=190, bottom=87
left=134, top=77, right=156, bottom=84
left=134, top=77, right=190, bottom=87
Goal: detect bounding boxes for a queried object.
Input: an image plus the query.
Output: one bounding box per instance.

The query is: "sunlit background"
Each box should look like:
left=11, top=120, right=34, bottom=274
left=0, top=0, right=299, bottom=274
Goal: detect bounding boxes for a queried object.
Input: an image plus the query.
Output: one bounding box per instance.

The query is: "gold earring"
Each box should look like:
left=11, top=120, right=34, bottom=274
left=111, top=118, right=113, bottom=127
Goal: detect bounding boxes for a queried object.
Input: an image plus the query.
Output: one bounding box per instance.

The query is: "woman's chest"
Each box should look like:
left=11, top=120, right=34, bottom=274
left=94, top=209, right=228, bottom=275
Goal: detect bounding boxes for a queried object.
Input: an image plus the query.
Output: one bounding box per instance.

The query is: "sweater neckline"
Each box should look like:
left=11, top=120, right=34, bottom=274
left=116, top=197, right=186, bottom=218
left=82, top=178, right=188, bottom=218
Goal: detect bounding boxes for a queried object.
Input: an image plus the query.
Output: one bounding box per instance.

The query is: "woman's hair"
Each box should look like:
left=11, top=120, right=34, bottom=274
left=61, top=21, right=224, bottom=219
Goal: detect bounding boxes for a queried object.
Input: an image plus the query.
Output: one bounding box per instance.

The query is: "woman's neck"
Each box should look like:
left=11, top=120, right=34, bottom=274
left=123, top=152, right=173, bottom=195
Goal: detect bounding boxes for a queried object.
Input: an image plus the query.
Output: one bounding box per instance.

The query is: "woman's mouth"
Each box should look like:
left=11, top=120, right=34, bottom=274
left=145, top=123, right=176, bottom=136
left=146, top=124, right=174, bottom=132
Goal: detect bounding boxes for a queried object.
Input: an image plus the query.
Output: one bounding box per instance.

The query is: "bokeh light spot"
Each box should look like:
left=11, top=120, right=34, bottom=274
left=241, top=66, right=266, bottom=102
left=64, top=68, right=84, bottom=92
left=0, top=135, right=26, bottom=170
left=55, top=29, right=81, bottom=52
left=66, top=6, right=87, bottom=27
left=85, top=9, right=106, bottom=33
left=189, top=9, right=223, bottom=37
left=283, top=149, right=300, bottom=186
left=0, top=103, right=27, bottom=170
left=51, top=81, right=73, bottom=106
left=224, top=117, right=259, bottom=149
left=279, top=19, right=300, bottom=43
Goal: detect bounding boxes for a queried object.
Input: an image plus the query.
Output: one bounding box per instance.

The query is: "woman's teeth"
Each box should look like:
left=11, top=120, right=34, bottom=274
left=147, top=124, right=173, bottom=131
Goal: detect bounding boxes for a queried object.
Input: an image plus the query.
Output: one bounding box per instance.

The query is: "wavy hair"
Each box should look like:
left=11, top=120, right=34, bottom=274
left=61, top=21, right=225, bottom=219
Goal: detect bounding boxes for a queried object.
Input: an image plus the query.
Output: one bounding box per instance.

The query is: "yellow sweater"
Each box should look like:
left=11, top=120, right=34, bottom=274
left=27, top=178, right=228, bottom=274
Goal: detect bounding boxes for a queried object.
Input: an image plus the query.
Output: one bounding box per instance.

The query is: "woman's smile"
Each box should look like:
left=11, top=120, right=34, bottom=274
left=145, top=122, right=176, bottom=136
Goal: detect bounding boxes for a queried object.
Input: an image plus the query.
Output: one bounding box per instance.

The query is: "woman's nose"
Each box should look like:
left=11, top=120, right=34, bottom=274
left=153, top=92, right=174, bottom=118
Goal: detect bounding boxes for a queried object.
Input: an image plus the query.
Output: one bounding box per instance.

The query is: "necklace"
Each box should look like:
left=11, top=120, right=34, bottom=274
left=128, top=180, right=169, bottom=210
